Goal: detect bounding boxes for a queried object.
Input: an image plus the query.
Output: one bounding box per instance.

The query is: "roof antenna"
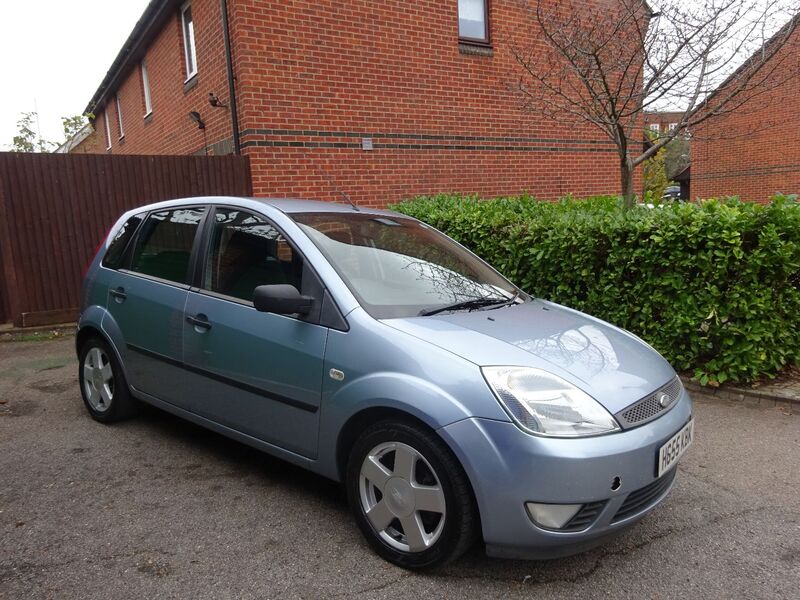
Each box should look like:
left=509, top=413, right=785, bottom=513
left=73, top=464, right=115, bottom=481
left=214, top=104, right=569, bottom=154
left=304, top=148, right=360, bottom=211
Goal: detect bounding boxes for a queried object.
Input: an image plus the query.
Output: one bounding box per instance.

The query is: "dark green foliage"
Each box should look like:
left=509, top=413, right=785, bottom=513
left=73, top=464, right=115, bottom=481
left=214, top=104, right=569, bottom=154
left=392, top=194, right=800, bottom=385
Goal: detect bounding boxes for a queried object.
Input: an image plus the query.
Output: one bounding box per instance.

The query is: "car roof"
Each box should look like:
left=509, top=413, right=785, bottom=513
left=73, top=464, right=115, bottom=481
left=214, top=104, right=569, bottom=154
left=135, top=196, right=403, bottom=217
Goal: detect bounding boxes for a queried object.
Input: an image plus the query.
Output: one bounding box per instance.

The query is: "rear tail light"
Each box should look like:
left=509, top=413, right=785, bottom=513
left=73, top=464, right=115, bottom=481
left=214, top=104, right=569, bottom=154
left=83, top=227, right=112, bottom=278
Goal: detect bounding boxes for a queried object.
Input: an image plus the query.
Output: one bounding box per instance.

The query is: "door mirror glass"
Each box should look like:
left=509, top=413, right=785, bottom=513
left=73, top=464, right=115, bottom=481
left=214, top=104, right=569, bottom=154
left=253, top=284, right=313, bottom=315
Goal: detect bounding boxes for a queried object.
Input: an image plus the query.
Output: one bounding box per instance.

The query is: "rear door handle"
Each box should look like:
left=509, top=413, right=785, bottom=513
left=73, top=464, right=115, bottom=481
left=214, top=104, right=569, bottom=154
left=186, top=314, right=212, bottom=331
left=109, top=287, right=127, bottom=302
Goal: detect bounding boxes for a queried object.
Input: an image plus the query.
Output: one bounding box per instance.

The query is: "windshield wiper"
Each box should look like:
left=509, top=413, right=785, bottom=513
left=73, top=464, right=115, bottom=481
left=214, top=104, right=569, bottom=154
left=419, top=296, right=513, bottom=317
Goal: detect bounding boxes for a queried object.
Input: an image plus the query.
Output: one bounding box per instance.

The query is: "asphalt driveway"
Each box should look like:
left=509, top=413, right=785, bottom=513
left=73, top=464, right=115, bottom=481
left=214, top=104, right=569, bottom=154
left=1, top=337, right=798, bottom=599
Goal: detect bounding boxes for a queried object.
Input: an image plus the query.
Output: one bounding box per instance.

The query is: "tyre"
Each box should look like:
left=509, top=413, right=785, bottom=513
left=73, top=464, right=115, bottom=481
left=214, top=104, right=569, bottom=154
left=346, top=420, right=478, bottom=570
left=78, top=336, right=137, bottom=423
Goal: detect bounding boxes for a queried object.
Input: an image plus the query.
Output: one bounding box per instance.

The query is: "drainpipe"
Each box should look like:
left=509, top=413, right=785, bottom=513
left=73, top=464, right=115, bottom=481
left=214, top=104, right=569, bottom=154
left=220, top=0, right=241, bottom=155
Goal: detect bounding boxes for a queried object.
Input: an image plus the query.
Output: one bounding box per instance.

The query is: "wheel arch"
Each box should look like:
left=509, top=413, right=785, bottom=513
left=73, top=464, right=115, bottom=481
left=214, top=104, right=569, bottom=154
left=335, top=406, right=433, bottom=482
left=335, top=405, right=483, bottom=538
left=76, top=325, right=104, bottom=356
left=75, top=310, right=130, bottom=386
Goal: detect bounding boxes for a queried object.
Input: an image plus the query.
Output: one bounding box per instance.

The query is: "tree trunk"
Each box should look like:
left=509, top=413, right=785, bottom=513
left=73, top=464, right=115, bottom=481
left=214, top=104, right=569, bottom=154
left=620, top=155, right=635, bottom=209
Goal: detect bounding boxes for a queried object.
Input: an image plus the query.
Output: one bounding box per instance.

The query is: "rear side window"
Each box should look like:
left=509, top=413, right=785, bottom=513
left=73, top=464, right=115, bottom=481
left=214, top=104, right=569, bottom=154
left=103, top=213, right=145, bottom=269
left=130, top=207, right=206, bottom=284
left=203, top=208, right=303, bottom=302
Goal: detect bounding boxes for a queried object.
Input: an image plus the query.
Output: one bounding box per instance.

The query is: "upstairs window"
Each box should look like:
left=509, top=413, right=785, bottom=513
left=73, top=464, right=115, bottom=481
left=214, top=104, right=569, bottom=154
left=104, top=109, right=112, bottom=150
left=668, top=123, right=678, bottom=132
left=181, top=2, right=197, bottom=80
left=649, top=123, right=660, bottom=134
left=141, top=61, right=153, bottom=116
left=459, top=0, right=489, bottom=44
left=115, top=94, right=124, bottom=139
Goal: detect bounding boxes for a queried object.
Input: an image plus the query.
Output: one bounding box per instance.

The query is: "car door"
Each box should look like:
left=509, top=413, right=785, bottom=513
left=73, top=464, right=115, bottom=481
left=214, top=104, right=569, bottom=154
left=105, top=205, right=207, bottom=408
left=182, top=206, right=328, bottom=458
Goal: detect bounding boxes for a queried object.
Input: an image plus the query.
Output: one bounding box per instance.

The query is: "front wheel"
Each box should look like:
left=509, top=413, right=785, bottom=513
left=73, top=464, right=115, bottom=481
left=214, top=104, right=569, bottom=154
left=346, top=420, right=478, bottom=570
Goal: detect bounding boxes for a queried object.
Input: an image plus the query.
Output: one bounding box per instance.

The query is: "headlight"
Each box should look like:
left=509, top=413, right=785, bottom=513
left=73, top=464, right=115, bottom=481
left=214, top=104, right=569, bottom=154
left=482, top=367, right=620, bottom=437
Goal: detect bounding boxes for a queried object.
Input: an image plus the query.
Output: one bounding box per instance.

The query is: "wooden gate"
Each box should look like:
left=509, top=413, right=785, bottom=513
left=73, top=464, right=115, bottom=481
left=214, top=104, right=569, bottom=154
left=0, top=152, right=252, bottom=326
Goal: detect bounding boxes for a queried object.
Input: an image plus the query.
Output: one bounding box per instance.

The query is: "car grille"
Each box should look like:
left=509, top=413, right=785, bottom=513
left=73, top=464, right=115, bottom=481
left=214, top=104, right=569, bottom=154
left=561, top=501, right=607, bottom=532
left=612, top=468, right=677, bottom=523
left=616, top=377, right=683, bottom=429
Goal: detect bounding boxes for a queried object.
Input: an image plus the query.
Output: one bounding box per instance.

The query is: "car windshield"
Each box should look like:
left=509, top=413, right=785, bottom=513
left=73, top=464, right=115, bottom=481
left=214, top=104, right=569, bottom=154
left=292, top=212, right=525, bottom=318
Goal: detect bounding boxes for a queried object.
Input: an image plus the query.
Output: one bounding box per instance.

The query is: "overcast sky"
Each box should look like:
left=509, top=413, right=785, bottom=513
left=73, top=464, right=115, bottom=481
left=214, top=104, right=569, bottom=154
left=0, top=0, right=151, bottom=150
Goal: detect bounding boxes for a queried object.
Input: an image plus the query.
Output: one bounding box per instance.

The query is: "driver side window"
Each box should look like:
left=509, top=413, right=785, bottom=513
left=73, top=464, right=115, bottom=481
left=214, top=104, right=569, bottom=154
left=203, top=208, right=303, bottom=302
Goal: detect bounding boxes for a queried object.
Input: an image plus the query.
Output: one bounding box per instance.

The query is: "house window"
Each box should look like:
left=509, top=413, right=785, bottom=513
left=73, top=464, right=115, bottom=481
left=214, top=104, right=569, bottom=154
left=181, top=2, right=197, bottom=80
left=668, top=123, right=678, bottom=132
left=141, top=61, right=153, bottom=116
left=104, top=110, right=112, bottom=150
left=115, top=94, right=124, bottom=139
left=649, top=123, right=660, bottom=134
left=458, top=0, right=489, bottom=43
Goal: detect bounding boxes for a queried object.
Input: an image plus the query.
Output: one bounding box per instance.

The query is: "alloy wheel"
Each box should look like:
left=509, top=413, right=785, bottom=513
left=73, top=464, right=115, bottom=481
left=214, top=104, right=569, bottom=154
left=82, top=346, right=114, bottom=412
left=358, top=441, right=447, bottom=553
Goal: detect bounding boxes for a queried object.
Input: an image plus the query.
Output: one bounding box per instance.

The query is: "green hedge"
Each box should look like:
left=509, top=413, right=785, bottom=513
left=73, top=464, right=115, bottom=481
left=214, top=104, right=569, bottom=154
left=392, top=194, right=800, bottom=385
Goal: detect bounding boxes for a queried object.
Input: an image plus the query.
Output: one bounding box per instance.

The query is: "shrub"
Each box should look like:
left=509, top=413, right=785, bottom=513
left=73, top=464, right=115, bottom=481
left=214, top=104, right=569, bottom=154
left=392, top=194, right=800, bottom=385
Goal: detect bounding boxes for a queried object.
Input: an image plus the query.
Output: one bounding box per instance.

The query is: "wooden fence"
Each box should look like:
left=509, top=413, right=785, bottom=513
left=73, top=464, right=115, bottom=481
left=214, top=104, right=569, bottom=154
left=0, top=152, right=252, bottom=327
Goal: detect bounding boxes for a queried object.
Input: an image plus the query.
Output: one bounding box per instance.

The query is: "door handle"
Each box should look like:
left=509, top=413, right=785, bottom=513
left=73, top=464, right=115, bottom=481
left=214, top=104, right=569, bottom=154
left=109, top=287, right=127, bottom=302
left=186, top=314, right=212, bottom=331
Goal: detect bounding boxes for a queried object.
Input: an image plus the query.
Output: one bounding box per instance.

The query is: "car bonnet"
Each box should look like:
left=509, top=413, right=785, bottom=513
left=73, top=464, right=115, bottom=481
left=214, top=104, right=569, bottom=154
left=382, top=299, right=676, bottom=414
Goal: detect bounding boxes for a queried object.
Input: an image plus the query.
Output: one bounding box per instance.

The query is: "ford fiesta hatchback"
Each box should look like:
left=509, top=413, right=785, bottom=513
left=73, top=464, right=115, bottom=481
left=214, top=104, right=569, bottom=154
left=77, top=197, right=693, bottom=569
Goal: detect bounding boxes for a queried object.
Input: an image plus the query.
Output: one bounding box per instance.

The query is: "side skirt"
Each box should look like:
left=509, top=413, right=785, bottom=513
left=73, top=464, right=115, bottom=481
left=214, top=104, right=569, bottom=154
left=131, top=387, right=324, bottom=475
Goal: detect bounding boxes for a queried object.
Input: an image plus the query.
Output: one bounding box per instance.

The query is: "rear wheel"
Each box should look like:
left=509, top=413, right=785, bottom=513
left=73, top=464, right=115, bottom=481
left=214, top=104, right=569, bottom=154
left=346, top=420, right=478, bottom=570
left=78, top=337, right=136, bottom=423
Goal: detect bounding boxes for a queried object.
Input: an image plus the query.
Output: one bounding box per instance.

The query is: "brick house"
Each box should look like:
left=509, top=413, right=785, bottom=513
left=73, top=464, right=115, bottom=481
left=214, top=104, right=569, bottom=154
left=644, top=111, right=683, bottom=137
left=692, top=19, right=800, bottom=201
left=55, top=125, right=101, bottom=154
left=85, top=0, right=624, bottom=207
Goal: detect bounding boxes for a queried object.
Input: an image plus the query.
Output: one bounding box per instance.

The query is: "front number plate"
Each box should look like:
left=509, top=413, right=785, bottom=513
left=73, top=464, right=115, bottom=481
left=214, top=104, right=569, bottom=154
left=657, top=419, right=694, bottom=477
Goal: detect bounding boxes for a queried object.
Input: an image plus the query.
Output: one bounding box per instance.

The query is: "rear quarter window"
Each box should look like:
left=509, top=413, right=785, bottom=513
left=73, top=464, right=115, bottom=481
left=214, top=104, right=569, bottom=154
left=102, top=213, right=145, bottom=269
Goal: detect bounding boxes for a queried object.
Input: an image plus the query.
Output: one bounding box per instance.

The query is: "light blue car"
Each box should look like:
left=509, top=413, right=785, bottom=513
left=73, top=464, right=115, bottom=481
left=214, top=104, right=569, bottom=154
left=77, top=197, right=694, bottom=569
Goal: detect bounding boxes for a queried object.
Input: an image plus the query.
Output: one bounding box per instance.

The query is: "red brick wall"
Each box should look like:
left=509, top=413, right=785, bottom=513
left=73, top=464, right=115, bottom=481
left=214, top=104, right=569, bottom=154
left=95, top=0, right=234, bottom=157
left=90, top=0, right=629, bottom=206
left=644, top=112, right=683, bottom=136
left=68, top=129, right=102, bottom=154
left=692, top=27, right=800, bottom=202
left=232, top=0, right=624, bottom=205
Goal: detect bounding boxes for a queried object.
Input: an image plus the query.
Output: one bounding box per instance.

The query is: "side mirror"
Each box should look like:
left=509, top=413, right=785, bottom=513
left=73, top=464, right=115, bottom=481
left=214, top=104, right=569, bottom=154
left=253, top=284, right=314, bottom=315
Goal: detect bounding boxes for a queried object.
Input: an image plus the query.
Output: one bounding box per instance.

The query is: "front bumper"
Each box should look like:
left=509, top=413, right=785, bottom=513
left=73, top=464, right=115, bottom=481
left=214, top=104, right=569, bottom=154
left=438, top=388, right=693, bottom=559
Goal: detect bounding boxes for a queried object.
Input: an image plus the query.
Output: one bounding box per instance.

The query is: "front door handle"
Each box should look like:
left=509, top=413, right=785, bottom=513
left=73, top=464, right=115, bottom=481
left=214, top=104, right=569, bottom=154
left=186, top=313, right=212, bottom=331
left=109, top=287, right=127, bottom=302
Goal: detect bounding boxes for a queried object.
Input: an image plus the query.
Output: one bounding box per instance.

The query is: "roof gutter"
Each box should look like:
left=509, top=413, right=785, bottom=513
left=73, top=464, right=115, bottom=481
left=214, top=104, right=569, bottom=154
left=84, top=0, right=181, bottom=115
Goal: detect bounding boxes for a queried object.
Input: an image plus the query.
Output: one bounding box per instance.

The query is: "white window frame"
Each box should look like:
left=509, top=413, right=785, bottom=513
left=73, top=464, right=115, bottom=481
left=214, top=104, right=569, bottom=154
left=104, top=109, right=112, bottom=150
left=141, top=61, right=153, bottom=116
left=181, top=2, right=198, bottom=81
left=115, top=94, right=125, bottom=139
left=649, top=123, right=660, bottom=133
left=458, top=0, right=489, bottom=44
left=668, top=122, right=678, bottom=132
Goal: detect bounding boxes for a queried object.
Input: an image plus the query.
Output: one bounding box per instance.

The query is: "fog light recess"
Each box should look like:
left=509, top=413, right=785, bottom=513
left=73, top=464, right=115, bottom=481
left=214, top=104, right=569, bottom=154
left=525, top=502, right=583, bottom=529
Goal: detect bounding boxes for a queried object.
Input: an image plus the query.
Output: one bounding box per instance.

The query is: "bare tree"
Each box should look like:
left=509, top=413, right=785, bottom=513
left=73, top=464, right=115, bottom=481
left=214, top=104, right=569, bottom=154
left=510, top=0, right=799, bottom=206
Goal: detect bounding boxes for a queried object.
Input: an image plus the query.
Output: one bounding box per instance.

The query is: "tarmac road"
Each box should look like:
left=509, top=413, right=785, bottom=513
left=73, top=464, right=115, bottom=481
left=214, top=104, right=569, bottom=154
left=1, top=337, right=798, bottom=599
